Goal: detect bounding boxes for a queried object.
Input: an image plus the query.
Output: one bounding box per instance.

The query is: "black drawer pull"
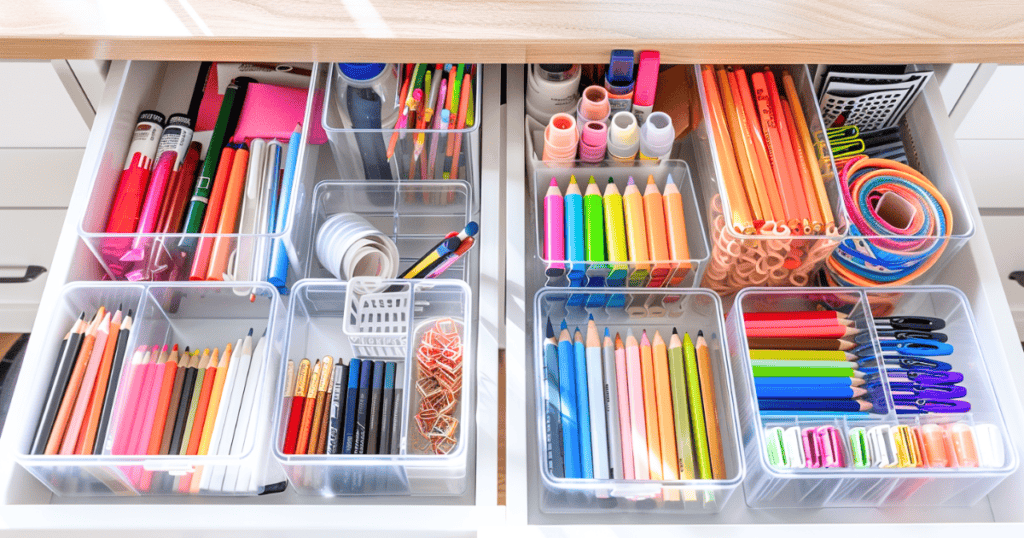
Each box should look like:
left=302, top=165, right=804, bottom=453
left=0, top=265, right=47, bottom=284
left=1010, top=271, right=1024, bottom=288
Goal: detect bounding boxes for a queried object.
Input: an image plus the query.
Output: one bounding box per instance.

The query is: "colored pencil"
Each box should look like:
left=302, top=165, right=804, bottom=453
left=683, top=332, right=712, bottom=479
left=748, top=349, right=856, bottom=361
left=585, top=317, right=609, bottom=479
left=747, top=336, right=855, bottom=351
left=622, top=177, right=650, bottom=285
left=695, top=332, right=726, bottom=480
left=93, top=310, right=133, bottom=455
left=745, top=325, right=859, bottom=339
left=198, top=341, right=234, bottom=455
left=642, top=176, right=672, bottom=286
left=543, top=319, right=564, bottom=477
left=283, top=358, right=310, bottom=454
left=161, top=348, right=190, bottom=455
left=573, top=328, right=593, bottom=478
left=652, top=330, right=680, bottom=490
left=667, top=328, right=696, bottom=480
left=32, top=313, right=85, bottom=455
left=45, top=310, right=102, bottom=454
left=613, top=333, right=634, bottom=480
left=639, top=330, right=662, bottom=480
left=79, top=309, right=123, bottom=455
left=147, top=345, right=180, bottom=455
left=624, top=330, right=649, bottom=479
left=602, top=328, right=622, bottom=480
left=61, top=311, right=111, bottom=455
left=185, top=348, right=218, bottom=455
left=557, top=321, right=581, bottom=478
left=294, top=358, right=321, bottom=455
left=759, top=399, right=874, bottom=412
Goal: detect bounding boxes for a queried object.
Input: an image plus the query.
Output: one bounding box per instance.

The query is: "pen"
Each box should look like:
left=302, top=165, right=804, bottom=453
left=268, top=123, right=302, bottom=293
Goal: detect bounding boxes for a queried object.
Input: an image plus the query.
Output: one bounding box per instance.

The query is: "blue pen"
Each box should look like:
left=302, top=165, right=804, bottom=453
left=557, top=320, right=581, bottom=478
left=565, top=175, right=586, bottom=288
left=573, top=327, right=593, bottom=478
left=543, top=319, right=565, bottom=477
left=268, top=123, right=301, bottom=293
left=342, top=359, right=361, bottom=454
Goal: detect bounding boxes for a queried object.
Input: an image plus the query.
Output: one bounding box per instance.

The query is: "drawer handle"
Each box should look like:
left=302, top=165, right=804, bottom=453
left=1010, top=271, right=1024, bottom=288
left=0, top=265, right=47, bottom=284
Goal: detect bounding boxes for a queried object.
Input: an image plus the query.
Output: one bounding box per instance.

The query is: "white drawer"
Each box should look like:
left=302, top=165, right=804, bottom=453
left=959, top=140, right=1024, bottom=209
left=0, top=148, right=81, bottom=208
left=957, top=65, right=1024, bottom=140
left=0, top=61, right=90, bottom=148
left=0, top=209, right=65, bottom=333
left=0, top=61, right=503, bottom=534
left=980, top=214, right=1024, bottom=333
left=504, top=64, right=1024, bottom=529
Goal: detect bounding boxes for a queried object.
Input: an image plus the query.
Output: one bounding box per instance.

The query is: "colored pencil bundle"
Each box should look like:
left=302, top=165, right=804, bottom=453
left=699, top=65, right=840, bottom=296
left=743, top=310, right=874, bottom=415
left=282, top=357, right=401, bottom=456
left=386, top=63, right=477, bottom=181
left=541, top=174, right=691, bottom=289
left=542, top=316, right=727, bottom=486
left=100, top=62, right=303, bottom=291
left=31, top=307, right=132, bottom=456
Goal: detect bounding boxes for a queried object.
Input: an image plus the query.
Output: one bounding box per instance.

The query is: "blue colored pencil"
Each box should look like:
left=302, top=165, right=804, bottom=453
left=754, top=384, right=866, bottom=399
left=543, top=319, right=564, bottom=477
left=754, top=376, right=864, bottom=386
left=573, top=327, right=593, bottom=478
left=759, top=398, right=873, bottom=412
left=341, top=358, right=361, bottom=454
left=557, top=321, right=581, bottom=478
left=565, top=176, right=586, bottom=286
left=268, top=124, right=301, bottom=293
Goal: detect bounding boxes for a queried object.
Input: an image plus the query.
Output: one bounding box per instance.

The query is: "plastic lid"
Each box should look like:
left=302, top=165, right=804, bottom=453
left=338, top=63, right=387, bottom=81
left=640, top=111, right=674, bottom=157
left=607, top=111, right=640, bottom=156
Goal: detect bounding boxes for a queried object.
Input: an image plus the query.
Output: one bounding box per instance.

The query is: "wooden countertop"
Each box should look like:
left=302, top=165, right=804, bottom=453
left=3, top=0, right=1024, bottom=63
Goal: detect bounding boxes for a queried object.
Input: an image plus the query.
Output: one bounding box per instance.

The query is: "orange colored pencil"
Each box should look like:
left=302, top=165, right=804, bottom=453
left=185, top=348, right=219, bottom=455
left=716, top=67, right=764, bottom=223
left=294, top=358, right=322, bottom=455
left=724, top=67, right=774, bottom=223
left=147, top=345, right=180, bottom=455
left=198, top=341, right=233, bottom=455
left=642, top=175, right=672, bottom=287
left=45, top=309, right=103, bottom=454
left=639, top=331, right=663, bottom=480
left=652, top=331, right=680, bottom=491
left=696, top=332, right=726, bottom=479
left=189, top=145, right=236, bottom=280
left=782, top=72, right=834, bottom=229
left=75, top=309, right=122, bottom=454
left=701, top=66, right=752, bottom=233
left=60, top=311, right=111, bottom=455
left=662, top=181, right=692, bottom=284
left=734, top=66, right=786, bottom=222
left=308, top=356, right=334, bottom=454
left=207, top=146, right=250, bottom=280
left=750, top=70, right=801, bottom=230
left=764, top=70, right=812, bottom=232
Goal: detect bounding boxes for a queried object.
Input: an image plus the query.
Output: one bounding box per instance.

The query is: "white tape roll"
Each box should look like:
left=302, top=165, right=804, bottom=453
left=316, top=213, right=400, bottom=279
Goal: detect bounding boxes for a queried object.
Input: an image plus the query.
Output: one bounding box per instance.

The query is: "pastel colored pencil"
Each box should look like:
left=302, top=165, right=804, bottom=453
left=759, top=399, right=874, bottom=412
left=134, top=346, right=169, bottom=457
left=573, top=328, right=593, bottom=478
left=32, top=313, right=85, bottom=455
left=294, top=358, right=321, bottom=455
left=652, top=331, right=680, bottom=487
left=185, top=348, right=219, bottom=455
left=745, top=325, right=858, bottom=339
left=624, top=330, right=649, bottom=479
left=749, top=349, right=856, bottom=361
left=602, top=328, right=622, bottom=480
left=613, top=333, right=634, bottom=480
left=585, top=317, right=609, bottom=479
left=622, top=177, right=650, bottom=285
left=662, top=179, right=692, bottom=283
left=543, top=319, right=564, bottom=476
left=557, top=321, right=581, bottom=478
left=160, top=348, right=190, bottom=455
left=110, top=345, right=148, bottom=455
left=642, top=176, right=672, bottom=287
left=283, top=358, right=310, bottom=454
left=639, top=331, right=662, bottom=480
left=125, top=346, right=159, bottom=455
left=667, top=329, right=696, bottom=480
left=683, top=332, right=712, bottom=479
left=147, top=345, right=179, bottom=455
left=752, top=365, right=865, bottom=378
left=79, top=310, right=122, bottom=455
left=60, top=311, right=111, bottom=455
left=747, top=337, right=856, bottom=351
left=695, top=332, right=726, bottom=480
left=198, top=341, right=234, bottom=455
left=45, top=310, right=102, bottom=455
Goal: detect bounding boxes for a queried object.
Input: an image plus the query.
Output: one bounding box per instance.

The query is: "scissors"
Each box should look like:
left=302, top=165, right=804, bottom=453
left=855, top=328, right=948, bottom=344
left=889, top=383, right=967, bottom=400
left=893, top=395, right=971, bottom=414
left=853, top=338, right=954, bottom=358
left=858, top=354, right=952, bottom=372
left=881, top=368, right=964, bottom=386
left=873, top=316, right=945, bottom=332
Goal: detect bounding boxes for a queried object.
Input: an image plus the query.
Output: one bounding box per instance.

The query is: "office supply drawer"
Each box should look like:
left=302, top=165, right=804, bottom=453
left=504, top=63, right=1024, bottom=527
left=0, top=61, right=503, bottom=535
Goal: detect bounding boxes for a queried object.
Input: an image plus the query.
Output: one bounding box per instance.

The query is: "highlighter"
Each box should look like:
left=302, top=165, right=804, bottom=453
left=604, top=50, right=635, bottom=115
left=602, top=178, right=629, bottom=287
left=632, top=51, right=660, bottom=124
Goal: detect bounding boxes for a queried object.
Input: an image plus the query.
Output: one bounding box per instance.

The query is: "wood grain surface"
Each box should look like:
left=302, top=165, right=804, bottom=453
left=2, top=1, right=1024, bottom=62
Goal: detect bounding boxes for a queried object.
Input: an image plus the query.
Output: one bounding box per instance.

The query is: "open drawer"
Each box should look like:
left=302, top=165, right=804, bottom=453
left=0, top=61, right=503, bottom=534
left=504, top=63, right=1024, bottom=529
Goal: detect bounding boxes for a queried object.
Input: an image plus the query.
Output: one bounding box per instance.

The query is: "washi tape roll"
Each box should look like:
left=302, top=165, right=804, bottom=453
left=316, top=213, right=400, bottom=280
left=826, top=156, right=952, bottom=287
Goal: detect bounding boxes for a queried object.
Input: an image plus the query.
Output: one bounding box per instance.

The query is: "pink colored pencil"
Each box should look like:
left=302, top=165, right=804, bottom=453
left=625, top=331, right=649, bottom=480
left=111, top=347, right=149, bottom=455
left=59, top=312, right=112, bottom=454
left=134, top=346, right=169, bottom=455
left=613, top=333, right=635, bottom=480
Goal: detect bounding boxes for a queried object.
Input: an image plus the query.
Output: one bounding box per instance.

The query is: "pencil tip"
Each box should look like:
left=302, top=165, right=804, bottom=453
left=569, top=174, right=577, bottom=184
left=607, top=176, right=615, bottom=184
left=588, top=313, right=594, bottom=321
left=588, top=175, right=596, bottom=184
left=560, top=320, right=567, bottom=330
left=549, top=177, right=558, bottom=187
left=127, top=309, right=133, bottom=317
left=627, top=176, right=635, bottom=186
left=545, top=318, right=554, bottom=338
left=184, top=346, right=190, bottom=353
left=248, top=328, right=254, bottom=336
left=647, top=175, right=656, bottom=184
left=78, top=312, right=86, bottom=320
left=698, top=330, right=704, bottom=337
left=604, top=327, right=610, bottom=337
left=672, top=327, right=679, bottom=335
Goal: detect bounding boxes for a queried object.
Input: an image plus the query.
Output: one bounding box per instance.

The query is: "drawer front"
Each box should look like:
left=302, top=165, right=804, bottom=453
left=956, top=65, right=1024, bottom=140
left=960, top=140, right=1024, bottom=209
left=980, top=215, right=1024, bottom=316
left=0, top=148, right=81, bottom=208
left=0, top=61, right=90, bottom=148
left=0, top=209, right=65, bottom=332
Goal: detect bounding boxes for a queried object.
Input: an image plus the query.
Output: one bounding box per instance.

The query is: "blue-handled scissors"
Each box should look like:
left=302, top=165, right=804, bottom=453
left=858, top=354, right=953, bottom=372
left=854, top=338, right=954, bottom=357
left=893, top=395, right=971, bottom=414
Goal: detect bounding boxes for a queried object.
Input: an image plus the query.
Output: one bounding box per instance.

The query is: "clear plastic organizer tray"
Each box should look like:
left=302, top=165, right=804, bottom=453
left=77, top=61, right=318, bottom=283
left=726, top=286, right=1017, bottom=508
left=273, top=278, right=473, bottom=496
left=690, top=65, right=849, bottom=297
left=15, top=281, right=283, bottom=496
left=532, top=287, right=744, bottom=514
left=322, top=62, right=481, bottom=182
left=531, top=160, right=710, bottom=297
left=813, top=72, right=976, bottom=289
left=287, top=180, right=473, bottom=283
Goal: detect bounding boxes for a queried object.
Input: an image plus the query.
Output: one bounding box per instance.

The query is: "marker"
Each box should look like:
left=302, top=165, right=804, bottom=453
left=632, top=51, right=660, bottom=123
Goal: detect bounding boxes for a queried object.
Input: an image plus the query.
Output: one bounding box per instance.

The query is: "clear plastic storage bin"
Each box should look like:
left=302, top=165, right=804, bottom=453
left=287, top=180, right=473, bottom=283
left=727, top=286, right=1017, bottom=508
left=16, top=281, right=283, bottom=496
left=273, top=278, right=473, bottom=496
left=533, top=287, right=744, bottom=513
left=691, top=65, right=848, bottom=297
left=322, top=63, right=481, bottom=182
left=531, top=160, right=710, bottom=296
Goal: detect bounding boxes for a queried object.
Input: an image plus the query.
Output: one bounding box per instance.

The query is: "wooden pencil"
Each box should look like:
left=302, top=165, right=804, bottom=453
left=78, top=309, right=122, bottom=454
left=45, top=309, right=102, bottom=454
left=294, top=358, right=322, bottom=455
left=161, top=348, right=190, bottom=454
left=696, top=332, right=726, bottom=479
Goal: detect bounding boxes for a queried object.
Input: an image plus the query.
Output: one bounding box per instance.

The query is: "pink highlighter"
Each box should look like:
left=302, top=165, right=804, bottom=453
left=544, top=178, right=565, bottom=277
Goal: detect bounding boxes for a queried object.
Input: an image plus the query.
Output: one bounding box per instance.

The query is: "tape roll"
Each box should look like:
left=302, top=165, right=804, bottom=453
left=316, top=213, right=400, bottom=280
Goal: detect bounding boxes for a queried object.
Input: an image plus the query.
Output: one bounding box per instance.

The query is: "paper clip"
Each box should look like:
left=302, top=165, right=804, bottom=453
left=892, top=425, right=922, bottom=467
left=867, top=425, right=897, bottom=468
left=801, top=427, right=822, bottom=469
left=816, top=426, right=846, bottom=468
left=848, top=427, right=870, bottom=468
left=974, top=423, right=1005, bottom=468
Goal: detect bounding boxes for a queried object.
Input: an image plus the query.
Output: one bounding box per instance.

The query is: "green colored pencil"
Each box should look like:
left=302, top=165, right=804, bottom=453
left=683, top=331, right=712, bottom=480
left=668, top=329, right=696, bottom=479
left=583, top=176, right=605, bottom=264
left=752, top=365, right=864, bottom=378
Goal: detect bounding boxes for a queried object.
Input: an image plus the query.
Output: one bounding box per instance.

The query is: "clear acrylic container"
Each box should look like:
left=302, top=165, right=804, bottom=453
left=323, top=62, right=481, bottom=182
left=531, top=160, right=710, bottom=297
left=273, top=278, right=473, bottom=496
left=287, top=180, right=473, bottom=282
left=15, top=281, right=283, bottom=496
left=533, top=287, right=744, bottom=513
left=727, top=286, right=1017, bottom=508
left=691, top=65, right=849, bottom=297
left=818, top=72, right=976, bottom=288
